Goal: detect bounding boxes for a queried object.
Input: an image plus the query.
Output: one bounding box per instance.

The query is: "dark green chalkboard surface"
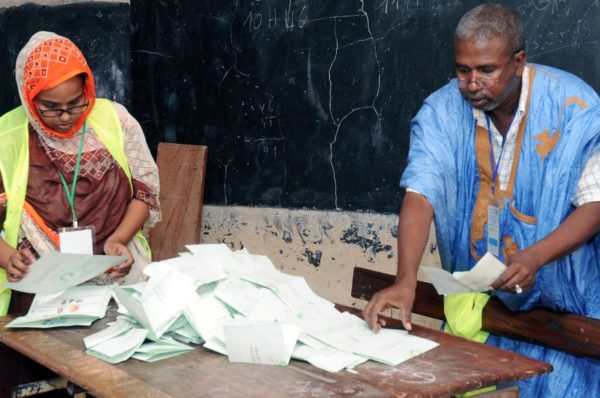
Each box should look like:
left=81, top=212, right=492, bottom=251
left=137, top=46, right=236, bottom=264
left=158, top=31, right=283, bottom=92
left=131, top=1, right=600, bottom=213
left=0, top=2, right=131, bottom=112
left=3, top=1, right=599, bottom=214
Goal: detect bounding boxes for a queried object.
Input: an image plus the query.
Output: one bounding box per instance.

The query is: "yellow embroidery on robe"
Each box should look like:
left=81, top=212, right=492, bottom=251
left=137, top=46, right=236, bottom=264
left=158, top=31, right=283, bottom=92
left=502, top=236, right=520, bottom=259
left=533, top=129, right=560, bottom=161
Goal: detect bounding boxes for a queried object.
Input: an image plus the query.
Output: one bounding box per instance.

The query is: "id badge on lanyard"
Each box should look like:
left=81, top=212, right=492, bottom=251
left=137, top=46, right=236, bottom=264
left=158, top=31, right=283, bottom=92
left=487, top=200, right=500, bottom=257
left=59, top=226, right=95, bottom=255
left=56, top=122, right=95, bottom=254
left=486, top=113, right=505, bottom=257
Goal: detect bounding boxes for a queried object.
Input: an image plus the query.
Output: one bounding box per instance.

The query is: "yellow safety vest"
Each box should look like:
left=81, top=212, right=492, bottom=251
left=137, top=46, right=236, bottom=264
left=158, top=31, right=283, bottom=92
left=444, top=292, right=495, bottom=397
left=0, top=99, right=150, bottom=315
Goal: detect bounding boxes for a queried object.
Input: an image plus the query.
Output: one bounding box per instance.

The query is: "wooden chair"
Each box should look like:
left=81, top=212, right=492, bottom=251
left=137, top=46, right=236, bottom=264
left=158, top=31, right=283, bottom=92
left=352, top=266, right=600, bottom=359
left=149, top=143, right=208, bottom=261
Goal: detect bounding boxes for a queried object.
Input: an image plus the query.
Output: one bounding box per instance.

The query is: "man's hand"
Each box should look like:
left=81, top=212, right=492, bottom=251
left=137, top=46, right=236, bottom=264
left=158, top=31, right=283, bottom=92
left=491, top=250, right=540, bottom=293
left=362, top=280, right=416, bottom=333
left=4, top=249, right=35, bottom=282
left=104, top=240, right=134, bottom=278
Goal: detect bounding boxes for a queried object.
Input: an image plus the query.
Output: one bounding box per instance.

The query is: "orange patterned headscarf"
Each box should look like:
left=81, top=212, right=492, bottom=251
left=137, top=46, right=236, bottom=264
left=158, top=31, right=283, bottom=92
left=20, top=33, right=96, bottom=138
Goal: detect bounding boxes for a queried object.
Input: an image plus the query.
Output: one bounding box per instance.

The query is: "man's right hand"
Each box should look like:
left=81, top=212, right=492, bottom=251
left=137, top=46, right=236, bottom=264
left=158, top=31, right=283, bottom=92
left=362, top=280, right=416, bottom=333
left=4, top=249, right=35, bottom=282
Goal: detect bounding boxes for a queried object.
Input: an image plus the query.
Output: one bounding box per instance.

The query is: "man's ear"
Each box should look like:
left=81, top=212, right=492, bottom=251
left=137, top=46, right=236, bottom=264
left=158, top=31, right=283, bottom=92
left=514, top=50, right=527, bottom=77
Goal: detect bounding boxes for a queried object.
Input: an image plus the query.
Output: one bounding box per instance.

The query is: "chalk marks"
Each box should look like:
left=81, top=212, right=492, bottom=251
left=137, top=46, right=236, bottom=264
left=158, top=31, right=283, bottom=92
left=242, top=0, right=308, bottom=32
left=518, top=0, right=599, bottom=18
left=526, top=18, right=594, bottom=57
left=188, top=0, right=600, bottom=212
left=327, top=2, right=382, bottom=210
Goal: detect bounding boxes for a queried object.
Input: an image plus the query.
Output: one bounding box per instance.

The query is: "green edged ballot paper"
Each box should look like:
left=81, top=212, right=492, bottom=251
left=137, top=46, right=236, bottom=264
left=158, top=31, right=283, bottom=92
left=4, top=252, right=126, bottom=295
left=6, top=285, right=113, bottom=328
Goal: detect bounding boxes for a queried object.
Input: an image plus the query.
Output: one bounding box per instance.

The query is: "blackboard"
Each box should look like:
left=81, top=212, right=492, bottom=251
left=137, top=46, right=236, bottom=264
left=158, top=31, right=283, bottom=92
left=0, top=2, right=131, bottom=114
left=129, top=0, right=600, bottom=213
left=4, top=1, right=599, bottom=214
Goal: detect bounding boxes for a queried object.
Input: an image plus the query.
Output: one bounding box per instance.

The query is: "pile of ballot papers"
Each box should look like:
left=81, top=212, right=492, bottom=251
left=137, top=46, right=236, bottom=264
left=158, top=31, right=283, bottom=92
left=6, top=244, right=439, bottom=372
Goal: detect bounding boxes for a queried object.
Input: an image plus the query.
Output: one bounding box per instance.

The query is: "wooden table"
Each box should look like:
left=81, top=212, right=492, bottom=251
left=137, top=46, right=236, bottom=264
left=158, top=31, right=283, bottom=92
left=0, top=306, right=551, bottom=398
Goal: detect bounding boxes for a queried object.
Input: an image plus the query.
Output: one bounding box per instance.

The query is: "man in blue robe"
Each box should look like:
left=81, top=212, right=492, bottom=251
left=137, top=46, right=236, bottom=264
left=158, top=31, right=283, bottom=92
left=363, top=4, right=600, bottom=397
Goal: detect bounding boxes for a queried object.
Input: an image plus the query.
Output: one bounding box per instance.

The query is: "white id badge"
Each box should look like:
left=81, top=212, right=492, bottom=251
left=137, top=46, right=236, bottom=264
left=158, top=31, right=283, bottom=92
left=487, top=203, right=500, bottom=257
left=58, top=226, right=95, bottom=255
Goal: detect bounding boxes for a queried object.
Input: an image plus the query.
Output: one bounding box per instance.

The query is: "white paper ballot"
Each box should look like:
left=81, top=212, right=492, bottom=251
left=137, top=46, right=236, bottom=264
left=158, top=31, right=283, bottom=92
left=223, top=320, right=300, bottom=366
left=84, top=318, right=133, bottom=349
left=293, top=342, right=368, bottom=373
left=132, top=337, right=193, bottom=362
left=7, top=285, right=113, bottom=329
left=352, top=327, right=439, bottom=366
left=143, top=254, right=226, bottom=287
left=4, top=252, right=126, bottom=294
left=422, top=252, right=507, bottom=295
left=185, top=244, right=241, bottom=274
left=113, top=268, right=196, bottom=340
left=86, top=328, right=148, bottom=364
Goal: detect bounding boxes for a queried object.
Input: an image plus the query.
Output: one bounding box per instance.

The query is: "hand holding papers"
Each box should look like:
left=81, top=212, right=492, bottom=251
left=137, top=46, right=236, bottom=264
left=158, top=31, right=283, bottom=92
left=4, top=252, right=126, bottom=294
left=422, top=252, right=507, bottom=295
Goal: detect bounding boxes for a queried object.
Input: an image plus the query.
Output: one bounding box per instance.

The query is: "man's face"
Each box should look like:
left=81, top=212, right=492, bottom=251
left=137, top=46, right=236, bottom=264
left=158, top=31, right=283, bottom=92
left=454, top=37, right=525, bottom=112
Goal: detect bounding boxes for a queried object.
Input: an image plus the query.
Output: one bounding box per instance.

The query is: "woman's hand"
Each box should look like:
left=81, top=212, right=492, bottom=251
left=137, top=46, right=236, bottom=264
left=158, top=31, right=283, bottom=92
left=104, top=240, right=134, bottom=278
left=4, top=249, right=36, bottom=282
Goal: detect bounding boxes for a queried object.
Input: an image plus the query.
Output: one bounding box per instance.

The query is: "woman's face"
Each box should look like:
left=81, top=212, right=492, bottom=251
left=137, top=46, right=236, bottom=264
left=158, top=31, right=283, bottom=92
left=34, top=75, right=87, bottom=134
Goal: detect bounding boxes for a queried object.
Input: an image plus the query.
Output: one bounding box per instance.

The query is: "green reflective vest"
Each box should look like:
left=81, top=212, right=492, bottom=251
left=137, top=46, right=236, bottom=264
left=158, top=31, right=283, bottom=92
left=0, top=99, right=150, bottom=315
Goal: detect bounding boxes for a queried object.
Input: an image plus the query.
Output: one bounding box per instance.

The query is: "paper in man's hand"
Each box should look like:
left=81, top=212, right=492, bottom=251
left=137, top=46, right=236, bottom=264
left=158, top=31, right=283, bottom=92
left=422, top=252, right=506, bottom=295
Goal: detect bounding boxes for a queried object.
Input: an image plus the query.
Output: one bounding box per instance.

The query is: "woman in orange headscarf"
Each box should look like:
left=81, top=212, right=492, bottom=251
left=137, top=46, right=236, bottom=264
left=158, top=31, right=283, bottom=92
left=0, top=31, right=161, bottom=314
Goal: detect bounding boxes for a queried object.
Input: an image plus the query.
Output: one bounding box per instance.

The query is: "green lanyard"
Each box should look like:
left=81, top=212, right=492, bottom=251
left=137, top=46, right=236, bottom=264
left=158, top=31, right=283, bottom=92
left=57, top=122, right=87, bottom=228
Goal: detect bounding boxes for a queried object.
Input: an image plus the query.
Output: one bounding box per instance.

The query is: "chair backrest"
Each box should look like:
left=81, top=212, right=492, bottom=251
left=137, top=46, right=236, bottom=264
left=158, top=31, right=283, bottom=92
left=149, top=143, right=208, bottom=261
left=352, top=266, right=600, bottom=359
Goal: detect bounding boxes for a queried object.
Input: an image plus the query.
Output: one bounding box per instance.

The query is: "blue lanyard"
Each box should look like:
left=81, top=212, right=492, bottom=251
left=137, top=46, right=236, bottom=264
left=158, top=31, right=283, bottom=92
left=57, top=122, right=87, bottom=227
left=485, top=114, right=506, bottom=197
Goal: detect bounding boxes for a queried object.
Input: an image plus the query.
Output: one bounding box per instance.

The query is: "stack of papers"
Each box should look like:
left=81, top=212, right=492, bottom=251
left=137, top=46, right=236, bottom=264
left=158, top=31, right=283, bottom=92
left=5, top=244, right=442, bottom=371
left=83, top=317, right=193, bottom=363
left=84, top=319, right=148, bottom=363
left=95, top=244, right=439, bottom=371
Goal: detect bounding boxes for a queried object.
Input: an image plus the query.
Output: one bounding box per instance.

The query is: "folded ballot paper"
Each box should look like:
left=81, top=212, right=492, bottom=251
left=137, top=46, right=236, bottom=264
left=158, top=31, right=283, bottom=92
left=222, top=319, right=300, bottom=366
left=112, top=266, right=198, bottom=340
left=80, top=244, right=439, bottom=371
left=83, top=317, right=193, bottom=363
left=4, top=252, right=126, bottom=295
left=6, top=285, right=113, bottom=328
left=84, top=319, right=148, bottom=364
left=422, top=252, right=507, bottom=295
